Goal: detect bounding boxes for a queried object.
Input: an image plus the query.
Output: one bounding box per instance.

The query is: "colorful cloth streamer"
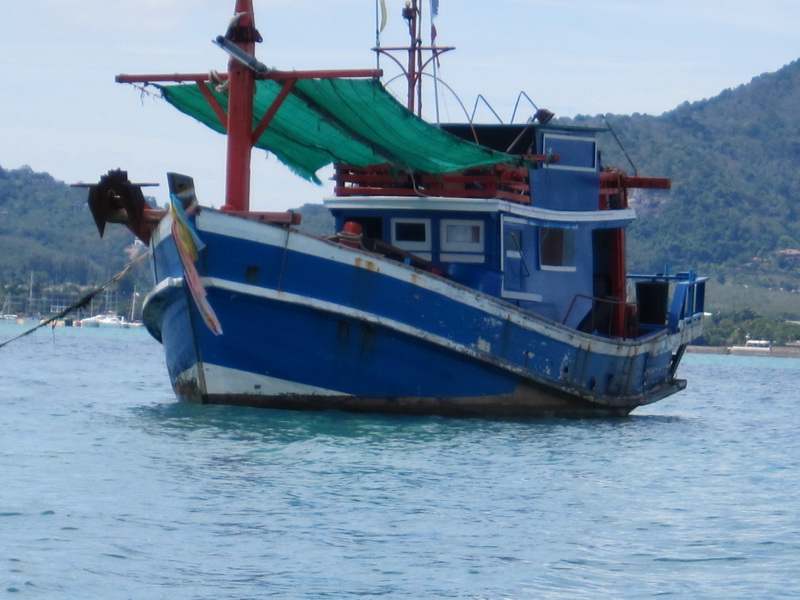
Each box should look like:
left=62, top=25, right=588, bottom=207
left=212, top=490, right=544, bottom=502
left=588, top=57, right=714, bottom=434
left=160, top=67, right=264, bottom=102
left=169, top=195, right=223, bottom=335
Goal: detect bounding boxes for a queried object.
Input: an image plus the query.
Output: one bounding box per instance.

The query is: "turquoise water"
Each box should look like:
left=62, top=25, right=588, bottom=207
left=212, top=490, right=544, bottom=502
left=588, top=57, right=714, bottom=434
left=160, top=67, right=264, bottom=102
left=1, top=323, right=799, bottom=598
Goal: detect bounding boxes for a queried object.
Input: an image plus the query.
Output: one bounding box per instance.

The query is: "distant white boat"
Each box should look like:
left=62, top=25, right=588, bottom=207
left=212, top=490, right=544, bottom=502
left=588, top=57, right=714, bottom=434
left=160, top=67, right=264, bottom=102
left=730, top=339, right=771, bottom=353
left=79, top=313, right=142, bottom=328
left=0, top=296, right=16, bottom=321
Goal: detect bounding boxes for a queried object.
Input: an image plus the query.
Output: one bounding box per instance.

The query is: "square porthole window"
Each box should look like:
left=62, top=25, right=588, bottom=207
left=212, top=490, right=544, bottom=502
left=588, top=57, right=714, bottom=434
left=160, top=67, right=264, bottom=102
left=539, top=227, right=576, bottom=271
left=440, top=219, right=484, bottom=263
left=391, top=218, right=431, bottom=259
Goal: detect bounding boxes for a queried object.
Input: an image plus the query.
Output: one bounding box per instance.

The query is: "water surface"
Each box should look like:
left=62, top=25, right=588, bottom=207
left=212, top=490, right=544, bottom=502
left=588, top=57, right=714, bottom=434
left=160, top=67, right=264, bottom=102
left=1, top=324, right=798, bottom=598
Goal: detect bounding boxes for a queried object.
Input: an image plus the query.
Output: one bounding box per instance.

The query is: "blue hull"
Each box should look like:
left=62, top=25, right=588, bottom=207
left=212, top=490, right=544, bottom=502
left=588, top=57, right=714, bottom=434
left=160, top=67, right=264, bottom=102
left=141, top=209, right=701, bottom=418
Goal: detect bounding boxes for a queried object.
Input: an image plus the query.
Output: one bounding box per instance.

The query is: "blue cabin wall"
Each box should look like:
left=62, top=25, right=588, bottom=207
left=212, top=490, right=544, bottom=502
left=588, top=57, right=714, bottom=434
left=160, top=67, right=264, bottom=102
left=331, top=206, right=613, bottom=330
left=500, top=217, right=595, bottom=326
left=330, top=209, right=503, bottom=296
left=507, top=128, right=604, bottom=325
left=539, top=225, right=594, bottom=327
left=531, top=129, right=600, bottom=212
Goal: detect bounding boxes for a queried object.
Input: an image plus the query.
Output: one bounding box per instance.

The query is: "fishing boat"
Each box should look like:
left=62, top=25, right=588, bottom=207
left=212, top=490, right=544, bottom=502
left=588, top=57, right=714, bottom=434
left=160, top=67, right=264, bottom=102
left=82, top=0, right=706, bottom=417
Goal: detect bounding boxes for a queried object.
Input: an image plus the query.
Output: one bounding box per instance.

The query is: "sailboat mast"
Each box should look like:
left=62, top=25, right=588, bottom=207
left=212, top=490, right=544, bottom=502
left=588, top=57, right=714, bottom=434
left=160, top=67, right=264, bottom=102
left=28, top=271, right=34, bottom=316
left=222, top=0, right=261, bottom=213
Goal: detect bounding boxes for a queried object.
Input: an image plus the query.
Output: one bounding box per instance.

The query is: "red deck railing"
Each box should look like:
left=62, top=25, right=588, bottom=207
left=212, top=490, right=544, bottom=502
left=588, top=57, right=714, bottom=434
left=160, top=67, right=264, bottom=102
left=334, top=162, right=532, bottom=204
left=334, top=163, right=668, bottom=212
left=599, top=170, right=670, bottom=210
left=563, top=293, right=640, bottom=339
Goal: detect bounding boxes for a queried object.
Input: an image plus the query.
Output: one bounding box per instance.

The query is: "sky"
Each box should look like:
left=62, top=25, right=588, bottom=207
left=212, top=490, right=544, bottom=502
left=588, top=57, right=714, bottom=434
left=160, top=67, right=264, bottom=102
left=1, top=0, right=799, bottom=212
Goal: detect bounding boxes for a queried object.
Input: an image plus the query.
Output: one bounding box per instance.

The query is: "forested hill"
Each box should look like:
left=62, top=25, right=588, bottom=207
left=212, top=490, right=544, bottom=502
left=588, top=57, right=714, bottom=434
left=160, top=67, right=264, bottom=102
left=0, top=166, right=143, bottom=289
left=581, top=58, right=800, bottom=286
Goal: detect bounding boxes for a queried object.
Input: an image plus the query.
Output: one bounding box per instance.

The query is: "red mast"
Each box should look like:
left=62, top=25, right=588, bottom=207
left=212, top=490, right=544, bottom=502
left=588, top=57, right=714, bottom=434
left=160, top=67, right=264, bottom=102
left=222, top=0, right=260, bottom=212
left=115, top=1, right=380, bottom=219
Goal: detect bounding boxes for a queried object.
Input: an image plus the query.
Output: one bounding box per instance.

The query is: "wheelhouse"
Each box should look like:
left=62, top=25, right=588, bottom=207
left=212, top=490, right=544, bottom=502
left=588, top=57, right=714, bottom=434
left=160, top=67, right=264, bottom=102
left=326, top=121, right=681, bottom=339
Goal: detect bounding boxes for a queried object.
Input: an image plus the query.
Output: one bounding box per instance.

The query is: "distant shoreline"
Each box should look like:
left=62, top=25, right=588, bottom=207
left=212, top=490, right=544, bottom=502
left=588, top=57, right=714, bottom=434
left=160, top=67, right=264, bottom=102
left=687, top=345, right=800, bottom=358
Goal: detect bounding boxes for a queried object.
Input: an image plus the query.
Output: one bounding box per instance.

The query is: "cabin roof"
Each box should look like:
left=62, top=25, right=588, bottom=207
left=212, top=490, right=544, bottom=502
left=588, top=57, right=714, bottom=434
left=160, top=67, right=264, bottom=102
left=441, top=122, right=606, bottom=153
left=325, top=195, right=636, bottom=227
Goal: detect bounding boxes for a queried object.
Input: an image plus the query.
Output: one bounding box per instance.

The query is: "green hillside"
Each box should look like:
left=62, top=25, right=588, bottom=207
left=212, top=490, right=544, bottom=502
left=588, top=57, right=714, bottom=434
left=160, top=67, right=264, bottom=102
left=581, top=59, right=800, bottom=290
left=0, top=165, right=150, bottom=311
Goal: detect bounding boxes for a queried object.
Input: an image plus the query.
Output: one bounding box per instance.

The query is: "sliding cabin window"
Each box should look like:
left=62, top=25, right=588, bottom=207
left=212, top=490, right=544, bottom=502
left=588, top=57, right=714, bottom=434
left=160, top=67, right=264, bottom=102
left=506, top=228, right=522, bottom=255
left=541, top=134, right=597, bottom=172
left=391, top=218, right=432, bottom=260
left=539, top=227, right=576, bottom=271
left=440, top=219, right=485, bottom=263
left=501, top=221, right=542, bottom=301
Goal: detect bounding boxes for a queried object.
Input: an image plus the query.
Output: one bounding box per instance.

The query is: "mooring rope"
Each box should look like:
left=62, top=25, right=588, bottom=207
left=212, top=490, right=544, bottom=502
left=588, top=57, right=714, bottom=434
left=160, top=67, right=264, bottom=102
left=0, top=251, right=150, bottom=350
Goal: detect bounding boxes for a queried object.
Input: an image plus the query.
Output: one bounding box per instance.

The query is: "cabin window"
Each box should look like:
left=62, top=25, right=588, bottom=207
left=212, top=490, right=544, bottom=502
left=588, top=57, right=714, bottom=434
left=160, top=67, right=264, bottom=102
left=541, top=134, right=597, bottom=172
left=506, top=229, right=522, bottom=254
left=501, top=222, right=542, bottom=301
left=443, top=222, right=481, bottom=246
left=394, top=221, right=427, bottom=242
left=539, top=227, right=576, bottom=270
left=442, top=219, right=483, bottom=249
left=391, top=218, right=432, bottom=259
left=440, top=219, right=485, bottom=263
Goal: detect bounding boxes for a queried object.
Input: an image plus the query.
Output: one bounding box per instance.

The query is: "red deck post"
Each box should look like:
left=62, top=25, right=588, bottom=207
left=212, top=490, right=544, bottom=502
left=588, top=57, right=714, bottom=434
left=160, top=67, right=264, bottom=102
left=223, top=0, right=259, bottom=212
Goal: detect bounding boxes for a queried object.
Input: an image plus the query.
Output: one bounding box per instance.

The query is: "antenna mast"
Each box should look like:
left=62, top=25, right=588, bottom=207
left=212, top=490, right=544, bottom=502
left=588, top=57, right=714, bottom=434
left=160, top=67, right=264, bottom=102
left=374, top=0, right=453, bottom=117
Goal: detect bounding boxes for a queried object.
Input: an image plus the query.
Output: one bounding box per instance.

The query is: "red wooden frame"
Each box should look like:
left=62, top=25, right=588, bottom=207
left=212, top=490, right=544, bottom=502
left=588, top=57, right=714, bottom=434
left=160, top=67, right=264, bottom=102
left=115, top=0, right=381, bottom=214
left=334, top=163, right=532, bottom=204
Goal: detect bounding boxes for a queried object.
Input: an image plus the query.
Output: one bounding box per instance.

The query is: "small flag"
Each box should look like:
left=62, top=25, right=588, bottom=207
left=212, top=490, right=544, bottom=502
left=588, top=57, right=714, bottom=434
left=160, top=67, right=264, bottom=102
left=430, top=0, right=440, bottom=65
left=169, top=193, right=204, bottom=256
left=379, top=0, right=388, bottom=32
left=170, top=195, right=223, bottom=335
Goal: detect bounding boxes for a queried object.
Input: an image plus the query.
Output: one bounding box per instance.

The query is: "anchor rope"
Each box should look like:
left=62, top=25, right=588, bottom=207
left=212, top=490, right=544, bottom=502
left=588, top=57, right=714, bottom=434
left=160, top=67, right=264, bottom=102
left=0, top=251, right=149, bottom=350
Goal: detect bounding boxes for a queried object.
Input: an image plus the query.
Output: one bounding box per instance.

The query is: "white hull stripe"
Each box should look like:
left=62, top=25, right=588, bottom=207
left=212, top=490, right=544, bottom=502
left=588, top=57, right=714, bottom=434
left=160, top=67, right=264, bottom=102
left=195, top=362, right=347, bottom=396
